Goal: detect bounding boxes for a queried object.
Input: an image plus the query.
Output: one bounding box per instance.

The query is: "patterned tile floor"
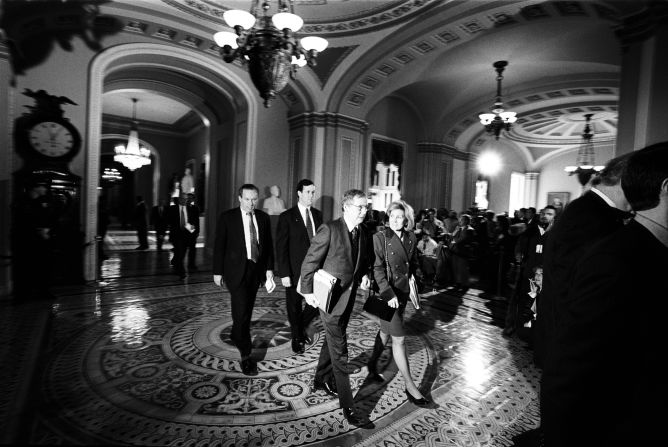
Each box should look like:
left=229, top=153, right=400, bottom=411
left=0, top=247, right=540, bottom=446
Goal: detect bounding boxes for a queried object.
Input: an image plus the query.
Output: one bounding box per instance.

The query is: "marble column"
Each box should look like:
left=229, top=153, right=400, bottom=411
left=288, top=113, right=368, bottom=221
left=524, top=172, right=539, bottom=209
left=0, top=39, right=15, bottom=299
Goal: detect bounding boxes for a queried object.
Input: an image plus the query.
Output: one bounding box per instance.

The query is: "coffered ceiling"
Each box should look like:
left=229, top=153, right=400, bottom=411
left=5, top=0, right=648, bottom=168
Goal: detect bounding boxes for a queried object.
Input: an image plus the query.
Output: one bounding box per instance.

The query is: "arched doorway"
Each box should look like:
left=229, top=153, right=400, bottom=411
left=84, top=43, right=258, bottom=280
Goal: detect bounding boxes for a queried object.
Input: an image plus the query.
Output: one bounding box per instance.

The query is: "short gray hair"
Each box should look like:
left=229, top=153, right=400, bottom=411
left=341, top=189, right=366, bottom=210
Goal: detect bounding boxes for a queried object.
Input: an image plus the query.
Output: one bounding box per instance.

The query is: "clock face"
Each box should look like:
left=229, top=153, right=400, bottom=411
left=28, top=121, right=75, bottom=158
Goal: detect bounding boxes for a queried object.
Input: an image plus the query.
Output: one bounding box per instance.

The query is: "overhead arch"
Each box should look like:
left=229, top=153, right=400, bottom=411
left=83, top=42, right=258, bottom=280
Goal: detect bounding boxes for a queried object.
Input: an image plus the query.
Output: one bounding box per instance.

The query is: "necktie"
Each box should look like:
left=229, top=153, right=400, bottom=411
left=351, top=226, right=359, bottom=266
left=305, top=208, right=314, bottom=240
left=247, top=212, right=260, bottom=262
left=180, top=206, right=187, bottom=228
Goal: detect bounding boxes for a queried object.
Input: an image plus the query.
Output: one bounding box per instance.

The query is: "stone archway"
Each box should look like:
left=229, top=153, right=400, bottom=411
left=84, top=43, right=258, bottom=280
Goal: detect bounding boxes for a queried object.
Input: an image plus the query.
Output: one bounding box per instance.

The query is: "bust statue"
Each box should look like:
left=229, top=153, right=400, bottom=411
left=181, top=167, right=195, bottom=194
left=262, top=185, right=286, bottom=215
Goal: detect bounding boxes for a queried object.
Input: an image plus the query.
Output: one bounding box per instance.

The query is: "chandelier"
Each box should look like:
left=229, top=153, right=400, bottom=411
left=102, top=167, right=122, bottom=183
left=479, top=61, right=517, bottom=140
left=213, top=0, right=328, bottom=107
left=114, top=98, right=151, bottom=171
left=564, top=113, right=604, bottom=186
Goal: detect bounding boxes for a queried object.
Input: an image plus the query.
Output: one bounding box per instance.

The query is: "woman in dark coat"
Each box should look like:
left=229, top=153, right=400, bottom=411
left=367, top=200, right=430, bottom=407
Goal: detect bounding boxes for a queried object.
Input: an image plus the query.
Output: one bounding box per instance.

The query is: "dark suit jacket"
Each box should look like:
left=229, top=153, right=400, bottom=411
left=167, top=204, right=200, bottom=240
left=542, top=220, right=667, bottom=446
left=150, top=205, right=169, bottom=234
left=213, top=207, right=273, bottom=288
left=537, top=190, right=628, bottom=364
left=275, top=205, right=323, bottom=284
left=300, top=218, right=373, bottom=314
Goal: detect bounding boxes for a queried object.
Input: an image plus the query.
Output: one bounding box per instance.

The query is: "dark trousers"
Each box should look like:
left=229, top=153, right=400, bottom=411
left=136, top=225, right=148, bottom=248
left=286, top=286, right=319, bottom=340
left=155, top=231, right=166, bottom=250
left=171, top=232, right=196, bottom=273
left=315, top=284, right=357, bottom=408
left=228, top=260, right=261, bottom=359
left=187, top=236, right=197, bottom=267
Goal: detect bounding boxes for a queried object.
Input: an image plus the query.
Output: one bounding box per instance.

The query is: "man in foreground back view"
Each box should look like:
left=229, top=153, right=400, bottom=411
left=541, top=142, right=668, bottom=446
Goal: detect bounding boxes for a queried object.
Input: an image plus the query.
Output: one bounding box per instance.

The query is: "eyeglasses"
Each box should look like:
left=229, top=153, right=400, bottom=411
left=348, top=203, right=367, bottom=212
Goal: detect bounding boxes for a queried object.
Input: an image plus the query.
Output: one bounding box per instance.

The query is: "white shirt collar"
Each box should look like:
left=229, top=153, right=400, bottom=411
left=297, top=202, right=309, bottom=215
left=590, top=187, right=615, bottom=208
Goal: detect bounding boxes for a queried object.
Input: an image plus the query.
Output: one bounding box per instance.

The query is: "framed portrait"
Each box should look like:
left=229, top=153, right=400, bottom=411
left=547, top=192, right=570, bottom=214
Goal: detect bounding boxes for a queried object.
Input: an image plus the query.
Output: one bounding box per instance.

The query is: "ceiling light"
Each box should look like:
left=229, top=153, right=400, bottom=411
left=479, top=61, right=517, bottom=140
left=114, top=98, right=151, bottom=171
left=564, top=113, right=604, bottom=186
left=213, top=0, right=328, bottom=107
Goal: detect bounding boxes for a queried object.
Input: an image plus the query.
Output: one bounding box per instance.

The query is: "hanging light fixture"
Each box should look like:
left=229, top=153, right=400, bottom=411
left=564, top=113, right=605, bottom=186
left=213, top=0, right=328, bottom=107
left=479, top=61, right=517, bottom=140
left=102, top=167, right=122, bottom=183
left=114, top=98, right=151, bottom=171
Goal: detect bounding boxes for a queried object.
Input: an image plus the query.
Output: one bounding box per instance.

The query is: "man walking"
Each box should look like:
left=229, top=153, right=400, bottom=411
left=276, top=179, right=322, bottom=354
left=150, top=198, right=169, bottom=251
left=213, top=184, right=275, bottom=376
left=168, top=193, right=200, bottom=278
left=300, top=189, right=373, bottom=426
left=133, top=195, right=148, bottom=250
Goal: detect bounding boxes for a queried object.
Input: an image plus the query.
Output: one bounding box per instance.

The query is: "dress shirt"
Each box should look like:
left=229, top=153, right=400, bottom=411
left=297, top=202, right=315, bottom=233
left=241, top=208, right=259, bottom=260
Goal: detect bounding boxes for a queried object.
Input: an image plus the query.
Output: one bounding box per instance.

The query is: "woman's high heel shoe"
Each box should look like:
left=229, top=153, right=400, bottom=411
left=405, top=388, right=430, bottom=407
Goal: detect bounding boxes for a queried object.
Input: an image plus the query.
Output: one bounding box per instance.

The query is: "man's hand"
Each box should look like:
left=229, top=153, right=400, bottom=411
left=303, top=293, right=318, bottom=308
left=213, top=274, right=223, bottom=287
left=388, top=297, right=399, bottom=308
left=281, top=277, right=291, bottom=288
left=359, top=274, right=371, bottom=291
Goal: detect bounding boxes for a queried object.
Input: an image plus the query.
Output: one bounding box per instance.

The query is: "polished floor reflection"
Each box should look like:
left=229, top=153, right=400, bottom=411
left=0, top=245, right=540, bottom=446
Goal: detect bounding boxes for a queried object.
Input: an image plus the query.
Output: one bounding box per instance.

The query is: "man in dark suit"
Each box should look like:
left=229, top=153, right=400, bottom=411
left=133, top=195, right=149, bottom=250
left=541, top=143, right=668, bottom=447
left=168, top=193, right=200, bottom=279
left=529, top=153, right=632, bottom=447
left=300, top=189, right=373, bottom=426
left=276, top=179, right=323, bottom=354
left=150, top=198, right=169, bottom=251
left=185, top=193, right=200, bottom=270
left=213, top=184, right=275, bottom=376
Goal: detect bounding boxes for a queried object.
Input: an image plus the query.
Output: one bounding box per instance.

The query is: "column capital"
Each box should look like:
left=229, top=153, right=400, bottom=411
left=614, top=2, right=668, bottom=48
left=287, top=112, right=368, bottom=132
left=416, top=142, right=471, bottom=161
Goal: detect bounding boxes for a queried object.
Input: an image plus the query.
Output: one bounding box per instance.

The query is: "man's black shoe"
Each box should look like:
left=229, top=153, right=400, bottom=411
left=291, top=339, right=305, bottom=354
left=302, top=332, right=313, bottom=345
left=313, top=379, right=338, bottom=397
left=342, top=407, right=367, bottom=426
left=241, top=358, right=258, bottom=376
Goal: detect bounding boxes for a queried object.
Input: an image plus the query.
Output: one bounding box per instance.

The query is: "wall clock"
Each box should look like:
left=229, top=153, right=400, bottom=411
left=14, top=89, right=82, bottom=164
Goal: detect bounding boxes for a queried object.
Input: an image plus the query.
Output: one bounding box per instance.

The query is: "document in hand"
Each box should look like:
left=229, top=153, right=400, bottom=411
left=408, top=274, right=420, bottom=309
left=297, top=269, right=338, bottom=313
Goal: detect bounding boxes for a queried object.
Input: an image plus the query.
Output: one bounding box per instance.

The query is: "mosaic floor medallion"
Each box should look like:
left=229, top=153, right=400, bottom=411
left=41, top=293, right=435, bottom=445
